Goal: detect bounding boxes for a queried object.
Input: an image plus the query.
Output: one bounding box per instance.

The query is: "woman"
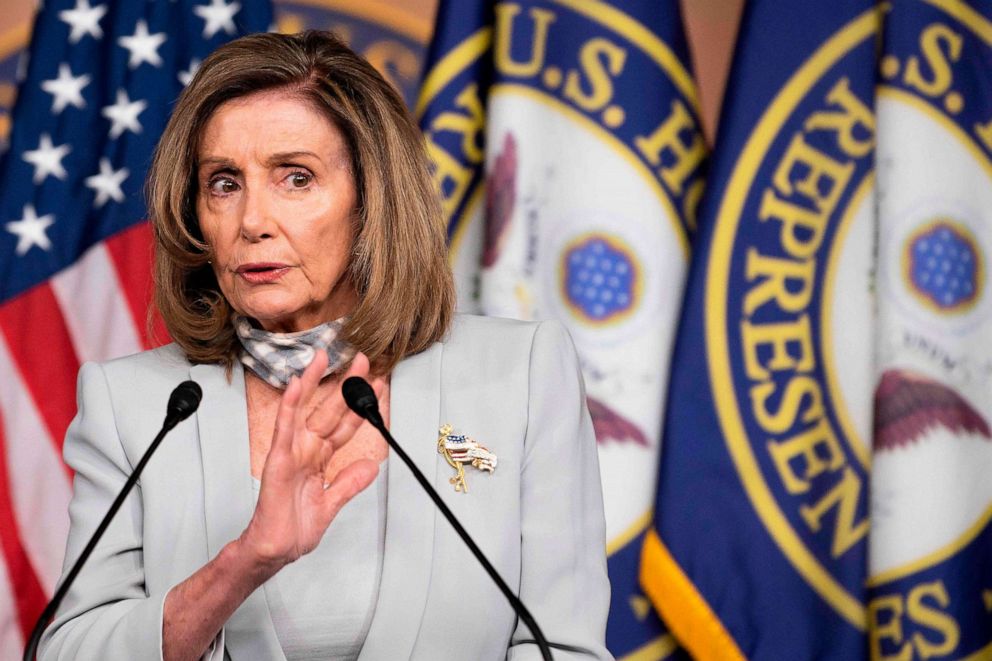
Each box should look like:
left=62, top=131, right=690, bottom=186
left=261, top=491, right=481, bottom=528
left=40, top=31, right=611, bottom=661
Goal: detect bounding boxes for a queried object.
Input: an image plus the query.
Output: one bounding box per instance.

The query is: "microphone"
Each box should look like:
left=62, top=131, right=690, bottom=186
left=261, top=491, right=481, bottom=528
left=166, top=380, right=203, bottom=426
left=345, top=376, right=585, bottom=661
left=23, top=380, right=203, bottom=661
left=342, top=376, right=382, bottom=427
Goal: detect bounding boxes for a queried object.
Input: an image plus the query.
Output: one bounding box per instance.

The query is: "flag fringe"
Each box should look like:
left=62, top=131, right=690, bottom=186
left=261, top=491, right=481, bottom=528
left=641, top=528, right=746, bottom=661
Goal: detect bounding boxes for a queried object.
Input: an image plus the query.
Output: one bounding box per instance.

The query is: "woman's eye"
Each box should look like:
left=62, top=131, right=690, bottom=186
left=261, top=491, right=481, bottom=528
left=208, top=177, right=238, bottom=195
left=288, top=172, right=312, bottom=188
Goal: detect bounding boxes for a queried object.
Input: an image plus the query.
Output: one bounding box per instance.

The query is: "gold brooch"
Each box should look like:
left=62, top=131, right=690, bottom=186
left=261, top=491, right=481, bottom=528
left=437, top=424, right=498, bottom=493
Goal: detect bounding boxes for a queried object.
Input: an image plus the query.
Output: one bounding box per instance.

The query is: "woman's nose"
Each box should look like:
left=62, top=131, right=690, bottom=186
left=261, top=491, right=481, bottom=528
left=239, top=188, right=277, bottom=241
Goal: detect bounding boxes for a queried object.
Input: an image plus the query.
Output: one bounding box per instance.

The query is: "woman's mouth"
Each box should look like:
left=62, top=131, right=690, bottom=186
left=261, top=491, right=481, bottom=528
left=235, top=263, right=290, bottom=284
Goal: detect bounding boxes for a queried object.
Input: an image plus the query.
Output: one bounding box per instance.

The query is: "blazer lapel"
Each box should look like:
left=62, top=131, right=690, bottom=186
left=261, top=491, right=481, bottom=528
left=358, top=341, right=443, bottom=661
left=191, top=362, right=285, bottom=661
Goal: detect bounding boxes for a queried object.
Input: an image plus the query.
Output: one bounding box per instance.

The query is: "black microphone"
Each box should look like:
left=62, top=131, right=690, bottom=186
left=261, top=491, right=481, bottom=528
left=166, top=380, right=203, bottom=427
left=23, top=380, right=203, bottom=661
left=344, top=376, right=592, bottom=661
left=342, top=376, right=383, bottom=427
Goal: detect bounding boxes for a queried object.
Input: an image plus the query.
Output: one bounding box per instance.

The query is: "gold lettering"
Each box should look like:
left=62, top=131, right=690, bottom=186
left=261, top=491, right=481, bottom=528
left=741, top=314, right=815, bottom=381
left=562, top=37, right=627, bottom=111
left=364, top=40, right=419, bottom=95
left=799, top=466, right=868, bottom=556
left=634, top=100, right=706, bottom=195
left=907, top=581, right=960, bottom=659
left=773, top=132, right=854, bottom=219
left=768, top=417, right=844, bottom=494
left=744, top=248, right=816, bottom=315
left=494, top=4, right=556, bottom=77
left=424, top=133, right=474, bottom=221
left=751, top=376, right=824, bottom=435
left=904, top=23, right=963, bottom=98
left=429, top=83, right=486, bottom=164
left=758, top=190, right=830, bottom=261
left=804, top=77, right=875, bottom=158
left=869, top=595, right=913, bottom=661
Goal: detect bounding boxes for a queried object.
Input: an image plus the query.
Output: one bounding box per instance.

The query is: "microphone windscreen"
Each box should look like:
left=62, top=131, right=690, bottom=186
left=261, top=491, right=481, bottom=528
left=167, top=380, right=202, bottom=422
left=342, top=376, right=377, bottom=419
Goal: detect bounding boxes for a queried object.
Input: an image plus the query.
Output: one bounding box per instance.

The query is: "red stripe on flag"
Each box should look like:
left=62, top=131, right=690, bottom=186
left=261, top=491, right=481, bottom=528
left=104, top=222, right=170, bottom=349
left=0, top=284, right=80, bottom=455
left=0, top=409, right=49, bottom=644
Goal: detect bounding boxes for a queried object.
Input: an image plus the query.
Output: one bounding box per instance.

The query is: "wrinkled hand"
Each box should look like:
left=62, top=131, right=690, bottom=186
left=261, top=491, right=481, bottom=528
left=240, top=351, right=382, bottom=567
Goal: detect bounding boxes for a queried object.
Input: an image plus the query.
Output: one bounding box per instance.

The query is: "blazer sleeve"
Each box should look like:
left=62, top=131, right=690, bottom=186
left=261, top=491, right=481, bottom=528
left=39, top=362, right=224, bottom=661
left=507, top=321, right=614, bottom=661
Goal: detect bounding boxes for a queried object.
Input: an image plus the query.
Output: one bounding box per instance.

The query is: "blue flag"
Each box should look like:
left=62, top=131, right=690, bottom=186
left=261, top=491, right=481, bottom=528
left=419, top=1, right=705, bottom=658
left=643, top=0, right=992, bottom=657
left=870, top=1, right=992, bottom=657
left=642, top=1, right=879, bottom=658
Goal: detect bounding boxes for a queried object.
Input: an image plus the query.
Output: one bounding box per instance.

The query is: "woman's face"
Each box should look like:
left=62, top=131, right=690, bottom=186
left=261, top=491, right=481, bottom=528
left=196, top=90, right=358, bottom=333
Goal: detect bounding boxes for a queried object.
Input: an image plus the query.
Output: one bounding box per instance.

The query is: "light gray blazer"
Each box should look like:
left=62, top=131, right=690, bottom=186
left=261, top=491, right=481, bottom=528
left=40, top=315, right=613, bottom=660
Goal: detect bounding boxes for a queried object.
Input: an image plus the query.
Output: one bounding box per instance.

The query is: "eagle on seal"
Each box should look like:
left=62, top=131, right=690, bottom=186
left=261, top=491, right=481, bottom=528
left=873, top=368, right=991, bottom=450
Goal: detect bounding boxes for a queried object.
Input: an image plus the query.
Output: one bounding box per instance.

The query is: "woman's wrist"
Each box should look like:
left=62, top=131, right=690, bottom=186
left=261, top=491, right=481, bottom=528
left=229, top=529, right=289, bottom=583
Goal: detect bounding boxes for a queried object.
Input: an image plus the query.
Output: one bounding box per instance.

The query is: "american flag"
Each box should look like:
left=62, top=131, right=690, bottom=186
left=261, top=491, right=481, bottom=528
left=0, top=0, right=271, bottom=654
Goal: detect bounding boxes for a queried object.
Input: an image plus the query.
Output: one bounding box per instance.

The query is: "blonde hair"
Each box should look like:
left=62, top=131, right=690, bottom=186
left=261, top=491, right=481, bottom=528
left=148, top=31, right=454, bottom=373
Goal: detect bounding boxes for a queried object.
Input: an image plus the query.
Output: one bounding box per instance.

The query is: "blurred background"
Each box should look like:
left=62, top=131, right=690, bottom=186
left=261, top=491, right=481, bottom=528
left=0, top=0, right=744, bottom=146
left=0, top=3, right=746, bottom=659
left=5, top=2, right=992, bottom=660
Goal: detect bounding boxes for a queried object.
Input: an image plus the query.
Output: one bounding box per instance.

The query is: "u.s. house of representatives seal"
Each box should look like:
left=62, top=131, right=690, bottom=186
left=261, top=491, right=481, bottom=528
left=419, top=2, right=706, bottom=657
left=420, top=0, right=704, bottom=555
left=870, top=1, right=992, bottom=658
left=706, top=1, right=992, bottom=657
left=704, top=2, right=878, bottom=643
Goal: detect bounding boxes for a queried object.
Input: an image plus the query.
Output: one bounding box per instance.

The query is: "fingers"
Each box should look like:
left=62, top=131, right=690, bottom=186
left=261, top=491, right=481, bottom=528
left=368, top=374, right=387, bottom=400
left=306, top=352, right=372, bottom=445
left=270, top=374, right=302, bottom=455
left=296, top=350, right=328, bottom=424
left=347, top=351, right=370, bottom=377
left=318, top=437, right=335, bottom=473
left=321, top=458, right=379, bottom=520
left=274, top=351, right=378, bottom=469
left=270, top=351, right=327, bottom=460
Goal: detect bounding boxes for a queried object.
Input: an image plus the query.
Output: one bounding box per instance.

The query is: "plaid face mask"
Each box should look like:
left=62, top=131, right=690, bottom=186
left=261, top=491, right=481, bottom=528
left=234, top=316, right=355, bottom=389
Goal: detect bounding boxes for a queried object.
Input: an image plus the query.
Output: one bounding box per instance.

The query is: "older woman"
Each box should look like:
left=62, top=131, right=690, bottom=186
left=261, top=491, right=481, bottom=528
left=40, top=31, right=611, bottom=661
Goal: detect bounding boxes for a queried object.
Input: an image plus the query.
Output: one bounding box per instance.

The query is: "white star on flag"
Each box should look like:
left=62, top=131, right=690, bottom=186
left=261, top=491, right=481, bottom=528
left=102, top=89, right=147, bottom=139
left=5, top=204, right=55, bottom=255
left=85, top=158, right=129, bottom=207
left=22, top=133, right=71, bottom=183
left=178, top=58, right=202, bottom=87
left=40, top=63, right=90, bottom=114
left=193, top=0, right=241, bottom=38
left=58, top=0, right=108, bottom=43
left=117, top=19, right=167, bottom=69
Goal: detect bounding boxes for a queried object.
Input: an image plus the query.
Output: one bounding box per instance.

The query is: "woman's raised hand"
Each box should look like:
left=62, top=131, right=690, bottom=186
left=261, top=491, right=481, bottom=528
left=240, top=351, right=381, bottom=567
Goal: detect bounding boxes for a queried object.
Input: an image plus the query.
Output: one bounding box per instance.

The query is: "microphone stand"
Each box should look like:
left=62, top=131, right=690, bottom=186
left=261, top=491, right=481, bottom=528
left=351, top=393, right=554, bottom=661
left=23, top=381, right=202, bottom=661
